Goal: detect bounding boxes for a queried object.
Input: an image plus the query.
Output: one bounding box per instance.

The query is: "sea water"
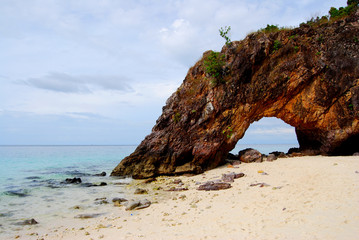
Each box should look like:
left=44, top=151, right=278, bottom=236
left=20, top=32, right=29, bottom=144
left=0, top=145, right=136, bottom=236
left=0, top=144, right=296, bottom=237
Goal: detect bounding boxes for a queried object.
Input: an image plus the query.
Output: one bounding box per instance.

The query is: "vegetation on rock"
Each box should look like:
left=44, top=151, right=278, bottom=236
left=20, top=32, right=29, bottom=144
left=329, top=0, right=358, bottom=19
left=203, top=51, right=225, bottom=86
left=219, top=26, right=231, bottom=46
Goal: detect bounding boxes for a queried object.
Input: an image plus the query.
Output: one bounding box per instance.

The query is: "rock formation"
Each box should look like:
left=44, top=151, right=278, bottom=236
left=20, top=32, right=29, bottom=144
left=112, top=11, right=359, bottom=179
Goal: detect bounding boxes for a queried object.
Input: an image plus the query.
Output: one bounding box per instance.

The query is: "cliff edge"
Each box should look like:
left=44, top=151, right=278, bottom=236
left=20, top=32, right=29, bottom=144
left=112, top=10, right=359, bottom=178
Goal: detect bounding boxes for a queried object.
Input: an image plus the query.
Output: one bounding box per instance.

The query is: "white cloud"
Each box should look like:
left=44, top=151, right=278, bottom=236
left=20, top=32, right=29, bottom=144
left=0, top=0, right=348, bottom=144
left=20, top=72, right=134, bottom=93
left=249, top=127, right=295, bottom=135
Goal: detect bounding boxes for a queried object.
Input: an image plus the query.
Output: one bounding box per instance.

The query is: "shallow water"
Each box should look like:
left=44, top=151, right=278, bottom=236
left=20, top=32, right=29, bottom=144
left=0, top=144, right=297, bottom=237
left=0, top=145, right=136, bottom=236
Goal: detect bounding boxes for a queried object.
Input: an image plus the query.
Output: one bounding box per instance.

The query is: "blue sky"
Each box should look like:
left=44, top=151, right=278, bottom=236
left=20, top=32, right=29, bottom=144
left=0, top=0, right=347, bottom=145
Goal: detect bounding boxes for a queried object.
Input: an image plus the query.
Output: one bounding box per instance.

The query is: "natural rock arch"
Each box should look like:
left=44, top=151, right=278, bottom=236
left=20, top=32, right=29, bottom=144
left=112, top=12, right=359, bottom=178
left=232, top=117, right=297, bottom=146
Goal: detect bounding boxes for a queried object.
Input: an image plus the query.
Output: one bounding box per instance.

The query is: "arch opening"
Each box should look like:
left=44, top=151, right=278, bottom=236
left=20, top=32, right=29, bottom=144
left=230, top=117, right=299, bottom=155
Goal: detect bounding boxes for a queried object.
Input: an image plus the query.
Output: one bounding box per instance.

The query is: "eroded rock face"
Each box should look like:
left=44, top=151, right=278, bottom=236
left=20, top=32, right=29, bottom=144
left=112, top=12, right=359, bottom=179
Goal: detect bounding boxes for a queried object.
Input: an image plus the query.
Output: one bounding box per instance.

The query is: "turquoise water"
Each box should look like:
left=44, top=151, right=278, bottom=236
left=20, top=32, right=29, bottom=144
left=0, top=145, right=137, bottom=237
left=0, top=144, right=296, bottom=195
left=0, top=144, right=297, bottom=237
left=0, top=145, right=136, bottom=194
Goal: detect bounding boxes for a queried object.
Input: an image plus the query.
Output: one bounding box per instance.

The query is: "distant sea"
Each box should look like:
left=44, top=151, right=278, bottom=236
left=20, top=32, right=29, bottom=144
left=0, top=144, right=296, bottom=236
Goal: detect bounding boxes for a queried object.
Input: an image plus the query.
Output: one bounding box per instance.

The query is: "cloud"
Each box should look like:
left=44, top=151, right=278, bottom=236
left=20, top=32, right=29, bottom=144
left=159, top=18, right=201, bottom=65
left=249, top=127, right=295, bottom=135
left=0, top=0, right=348, bottom=145
left=21, top=72, right=134, bottom=93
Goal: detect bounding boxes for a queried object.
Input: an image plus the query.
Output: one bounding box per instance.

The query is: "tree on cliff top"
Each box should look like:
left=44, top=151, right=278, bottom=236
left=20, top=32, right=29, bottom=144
left=219, top=26, right=231, bottom=46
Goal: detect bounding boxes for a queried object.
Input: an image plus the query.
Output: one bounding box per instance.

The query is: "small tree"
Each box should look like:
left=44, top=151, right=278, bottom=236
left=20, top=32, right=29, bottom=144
left=219, top=26, right=231, bottom=46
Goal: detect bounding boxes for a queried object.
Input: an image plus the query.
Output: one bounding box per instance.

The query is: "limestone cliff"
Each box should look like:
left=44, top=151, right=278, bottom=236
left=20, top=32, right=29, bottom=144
left=112, top=11, right=359, bottom=179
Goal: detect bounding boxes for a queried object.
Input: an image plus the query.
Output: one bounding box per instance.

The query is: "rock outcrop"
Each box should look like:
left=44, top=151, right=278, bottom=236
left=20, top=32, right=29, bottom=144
left=112, top=11, right=359, bottom=179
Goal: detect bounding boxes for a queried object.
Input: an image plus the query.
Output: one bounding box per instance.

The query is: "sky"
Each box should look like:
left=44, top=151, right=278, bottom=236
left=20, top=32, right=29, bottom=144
left=0, top=0, right=347, bottom=145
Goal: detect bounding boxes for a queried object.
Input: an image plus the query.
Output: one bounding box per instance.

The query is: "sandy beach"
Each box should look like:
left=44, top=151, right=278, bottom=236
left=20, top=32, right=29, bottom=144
left=9, top=155, right=359, bottom=240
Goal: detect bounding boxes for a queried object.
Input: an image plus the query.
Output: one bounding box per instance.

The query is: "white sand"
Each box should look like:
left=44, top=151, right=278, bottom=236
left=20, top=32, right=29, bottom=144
left=10, top=156, right=359, bottom=240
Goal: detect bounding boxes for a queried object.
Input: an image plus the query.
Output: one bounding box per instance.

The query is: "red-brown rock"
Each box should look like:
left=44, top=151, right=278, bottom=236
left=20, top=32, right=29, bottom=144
left=112, top=11, right=359, bottom=179
left=238, top=148, right=262, bottom=163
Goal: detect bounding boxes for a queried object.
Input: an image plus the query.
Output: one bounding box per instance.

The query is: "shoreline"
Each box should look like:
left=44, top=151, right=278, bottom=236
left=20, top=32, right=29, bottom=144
left=4, top=155, right=359, bottom=240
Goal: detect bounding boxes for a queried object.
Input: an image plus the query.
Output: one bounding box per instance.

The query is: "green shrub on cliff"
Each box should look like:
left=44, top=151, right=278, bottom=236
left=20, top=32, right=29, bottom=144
left=347, top=0, right=359, bottom=6
left=261, top=24, right=279, bottom=33
left=204, top=51, right=225, bottom=86
left=272, top=40, right=282, bottom=53
left=329, top=0, right=358, bottom=19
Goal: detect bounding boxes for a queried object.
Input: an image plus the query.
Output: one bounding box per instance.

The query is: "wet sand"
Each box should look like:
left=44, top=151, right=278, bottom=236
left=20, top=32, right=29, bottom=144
left=7, top=156, right=359, bottom=240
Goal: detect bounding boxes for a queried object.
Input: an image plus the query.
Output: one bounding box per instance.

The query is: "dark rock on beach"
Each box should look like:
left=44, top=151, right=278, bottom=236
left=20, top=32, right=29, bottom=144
left=93, top=172, right=106, bottom=177
left=112, top=197, right=128, bottom=207
left=222, top=172, right=245, bottom=182
left=4, top=190, right=30, bottom=197
left=125, top=199, right=151, bottom=211
left=270, top=151, right=287, bottom=158
left=112, top=10, right=359, bottom=179
left=94, top=197, right=109, bottom=205
left=143, top=178, right=157, bottom=184
left=287, top=148, right=300, bottom=155
left=74, top=213, right=103, bottom=219
left=197, top=181, right=232, bottom=191
left=134, top=188, right=148, bottom=194
left=64, top=177, right=82, bottom=184
left=14, top=218, right=38, bottom=226
left=226, top=153, right=238, bottom=160
left=166, top=187, right=189, bottom=191
left=172, top=179, right=183, bottom=185
left=266, top=154, right=278, bottom=162
left=239, top=148, right=262, bottom=163
left=81, top=182, right=107, bottom=187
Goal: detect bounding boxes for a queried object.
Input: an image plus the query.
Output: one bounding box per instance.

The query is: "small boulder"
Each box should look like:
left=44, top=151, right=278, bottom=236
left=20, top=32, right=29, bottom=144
left=238, top=148, right=262, bottom=163
left=15, top=218, right=38, bottom=226
left=266, top=154, right=277, bottom=162
left=134, top=188, right=148, bottom=194
left=136, top=199, right=151, bottom=210
left=64, top=177, right=82, bottom=184
left=270, top=151, right=287, bottom=158
left=93, top=172, right=106, bottom=177
left=143, top=178, right=156, bottom=184
left=172, top=179, right=183, bottom=185
left=82, top=182, right=107, bottom=187
left=197, top=181, right=232, bottom=191
left=226, top=153, right=238, bottom=160
left=94, top=197, right=109, bottom=205
left=222, top=172, right=245, bottom=182
left=166, top=187, right=188, bottom=191
left=112, top=197, right=128, bottom=207
left=125, top=199, right=151, bottom=211
left=287, top=148, right=300, bottom=155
